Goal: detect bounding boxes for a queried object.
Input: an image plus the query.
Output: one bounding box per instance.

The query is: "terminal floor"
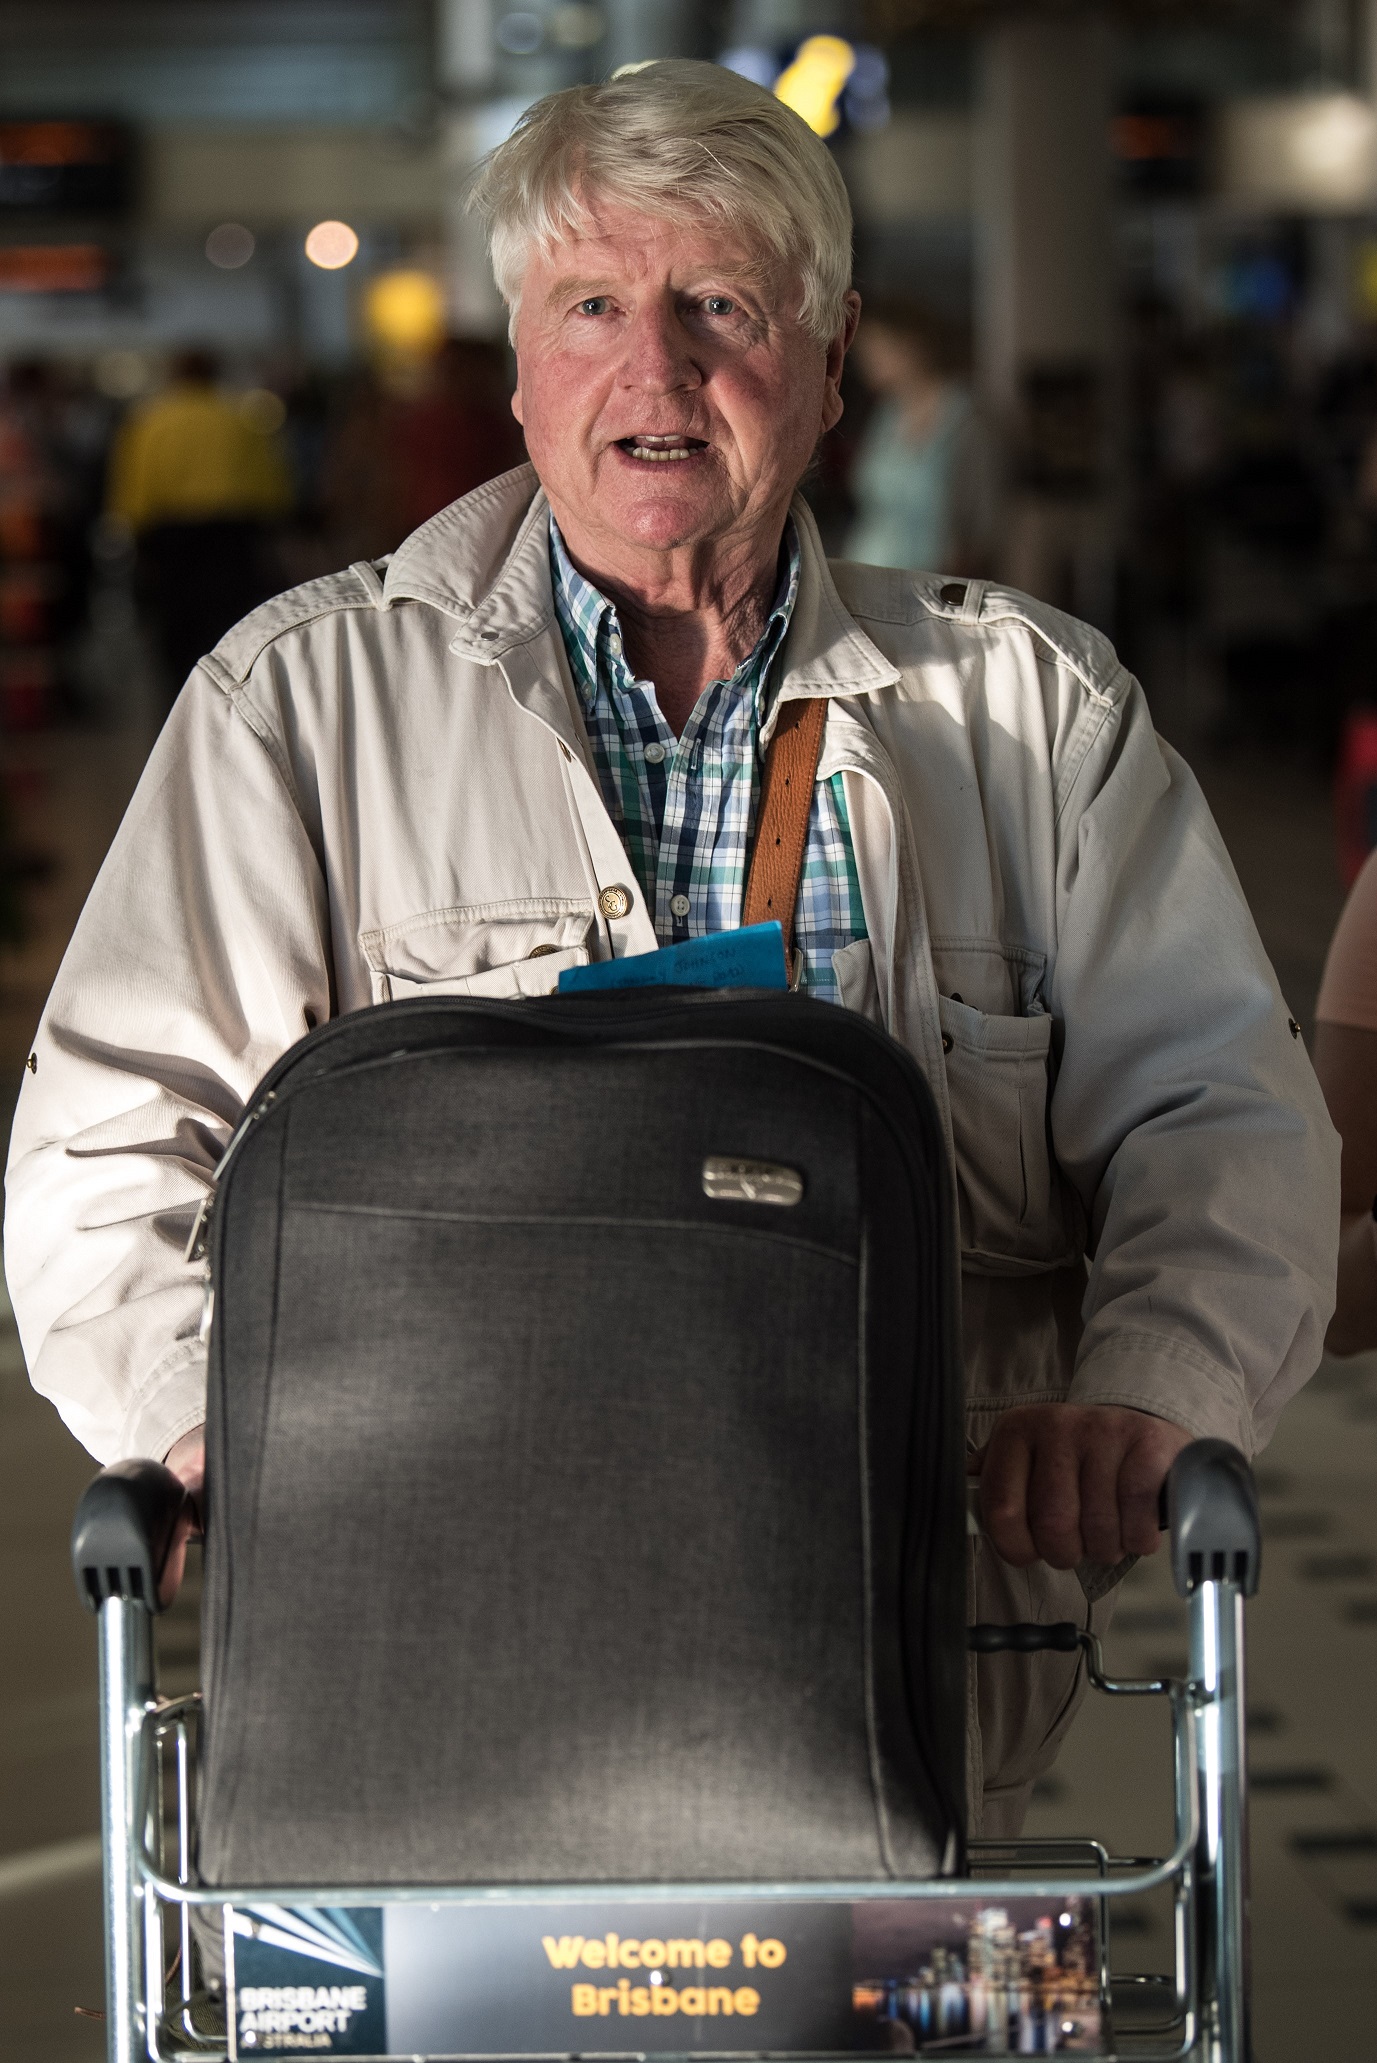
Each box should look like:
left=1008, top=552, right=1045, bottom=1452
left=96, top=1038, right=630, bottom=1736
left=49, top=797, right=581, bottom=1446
left=1, top=680, right=1373, bottom=2060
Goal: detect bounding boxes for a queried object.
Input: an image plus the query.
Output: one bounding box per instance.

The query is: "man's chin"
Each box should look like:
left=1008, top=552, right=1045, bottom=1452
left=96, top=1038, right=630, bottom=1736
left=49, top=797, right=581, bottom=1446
left=599, top=485, right=733, bottom=555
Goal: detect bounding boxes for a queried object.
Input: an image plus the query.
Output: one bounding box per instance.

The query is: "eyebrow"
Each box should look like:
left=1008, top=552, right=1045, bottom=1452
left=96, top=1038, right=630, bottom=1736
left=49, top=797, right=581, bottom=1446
left=541, top=259, right=774, bottom=312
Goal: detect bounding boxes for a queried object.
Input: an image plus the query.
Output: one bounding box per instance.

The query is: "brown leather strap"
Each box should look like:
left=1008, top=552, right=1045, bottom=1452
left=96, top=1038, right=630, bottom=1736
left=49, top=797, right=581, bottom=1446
left=743, top=695, right=827, bottom=981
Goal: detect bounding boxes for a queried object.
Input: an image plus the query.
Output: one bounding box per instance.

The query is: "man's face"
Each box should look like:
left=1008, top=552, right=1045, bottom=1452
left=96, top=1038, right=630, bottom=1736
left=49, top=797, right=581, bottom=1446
left=511, top=200, right=857, bottom=572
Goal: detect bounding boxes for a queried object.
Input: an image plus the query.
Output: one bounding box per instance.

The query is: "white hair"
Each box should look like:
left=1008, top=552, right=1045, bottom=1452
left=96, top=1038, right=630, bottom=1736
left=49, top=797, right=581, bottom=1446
left=467, top=59, right=854, bottom=344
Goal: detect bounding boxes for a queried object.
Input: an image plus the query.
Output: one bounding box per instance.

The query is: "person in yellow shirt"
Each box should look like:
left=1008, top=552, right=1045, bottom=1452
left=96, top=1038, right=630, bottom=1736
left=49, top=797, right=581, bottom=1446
left=107, top=348, right=291, bottom=702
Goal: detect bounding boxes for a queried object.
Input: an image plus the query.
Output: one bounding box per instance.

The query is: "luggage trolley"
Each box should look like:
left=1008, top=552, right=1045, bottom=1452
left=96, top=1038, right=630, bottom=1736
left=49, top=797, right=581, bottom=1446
left=69, top=993, right=1261, bottom=2063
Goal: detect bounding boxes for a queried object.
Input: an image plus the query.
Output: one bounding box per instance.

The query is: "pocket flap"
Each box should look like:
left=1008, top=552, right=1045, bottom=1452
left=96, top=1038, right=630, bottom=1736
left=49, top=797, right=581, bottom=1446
left=938, top=993, right=1052, bottom=1059
left=361, top=899, right=595, bottom=1003
left=382, top=943, right=589, bottom=1002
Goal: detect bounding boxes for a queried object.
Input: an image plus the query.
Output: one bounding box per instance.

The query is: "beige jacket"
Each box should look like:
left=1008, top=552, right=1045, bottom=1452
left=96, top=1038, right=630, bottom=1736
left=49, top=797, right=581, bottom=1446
left=4, top=467, right=1338, bottom=1467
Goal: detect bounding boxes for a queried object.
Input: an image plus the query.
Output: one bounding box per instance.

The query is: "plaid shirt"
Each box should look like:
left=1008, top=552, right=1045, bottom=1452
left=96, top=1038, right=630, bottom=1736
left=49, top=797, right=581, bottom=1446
left=549, top=516, right=866, bottom=1002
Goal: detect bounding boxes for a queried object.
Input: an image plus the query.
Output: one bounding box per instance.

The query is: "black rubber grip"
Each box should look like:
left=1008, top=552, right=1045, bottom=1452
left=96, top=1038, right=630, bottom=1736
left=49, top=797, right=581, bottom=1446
left=71, top=1459, right=187, bottom=1615
left=967, top=1621, right=1082, bottom=1654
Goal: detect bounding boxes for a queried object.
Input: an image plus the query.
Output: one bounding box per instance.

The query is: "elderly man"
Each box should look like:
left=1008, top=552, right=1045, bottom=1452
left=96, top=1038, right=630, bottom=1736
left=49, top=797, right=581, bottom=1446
left=4, top=63, right=1336, bottom=1834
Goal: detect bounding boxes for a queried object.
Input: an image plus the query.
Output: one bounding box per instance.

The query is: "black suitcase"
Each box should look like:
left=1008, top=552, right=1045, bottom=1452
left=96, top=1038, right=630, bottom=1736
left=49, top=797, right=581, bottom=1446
left=194, top=990, right=966, bottom=1889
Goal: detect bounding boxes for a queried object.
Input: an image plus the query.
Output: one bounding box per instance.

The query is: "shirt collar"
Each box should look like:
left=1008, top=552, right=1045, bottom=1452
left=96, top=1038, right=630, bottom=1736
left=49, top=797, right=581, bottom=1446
left=548, top=513, right=802, bottom=719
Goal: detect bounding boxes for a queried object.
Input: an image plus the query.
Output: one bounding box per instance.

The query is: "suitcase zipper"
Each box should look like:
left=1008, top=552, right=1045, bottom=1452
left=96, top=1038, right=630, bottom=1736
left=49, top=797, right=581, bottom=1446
left=183, top=1088, right=279, bottom=1268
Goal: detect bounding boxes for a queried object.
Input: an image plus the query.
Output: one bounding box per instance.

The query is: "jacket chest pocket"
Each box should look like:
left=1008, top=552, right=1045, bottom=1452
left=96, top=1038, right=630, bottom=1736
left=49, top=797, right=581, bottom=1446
left=361, top=901, right=595, bottom=1004
left=938, top=995, right=1083, bottom=1275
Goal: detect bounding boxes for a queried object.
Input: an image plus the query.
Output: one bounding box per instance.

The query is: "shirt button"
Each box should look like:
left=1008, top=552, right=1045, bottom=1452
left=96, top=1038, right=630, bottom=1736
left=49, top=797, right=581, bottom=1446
left=607, top=634, right=623, bottom=656
left=599, top=884, right=632, bottom=920
left=644, top=741, right=666, bottom=765
left=669, top=892, right=691, bottom=918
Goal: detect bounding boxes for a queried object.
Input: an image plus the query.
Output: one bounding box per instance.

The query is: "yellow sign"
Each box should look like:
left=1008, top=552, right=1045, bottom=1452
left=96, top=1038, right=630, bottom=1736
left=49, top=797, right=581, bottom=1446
left=773, top=35, right=856, bottom=138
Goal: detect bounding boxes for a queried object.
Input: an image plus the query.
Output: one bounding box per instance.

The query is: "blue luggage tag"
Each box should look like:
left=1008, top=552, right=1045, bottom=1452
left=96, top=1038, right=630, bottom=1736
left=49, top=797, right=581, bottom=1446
left=557, top=920, right=789, bottom=994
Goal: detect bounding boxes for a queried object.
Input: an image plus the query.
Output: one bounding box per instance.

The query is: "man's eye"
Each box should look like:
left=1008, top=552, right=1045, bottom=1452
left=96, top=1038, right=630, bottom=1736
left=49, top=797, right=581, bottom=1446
left=703, top=296, right=736, bottom=316
left=577, top=297, right=609, bottom=316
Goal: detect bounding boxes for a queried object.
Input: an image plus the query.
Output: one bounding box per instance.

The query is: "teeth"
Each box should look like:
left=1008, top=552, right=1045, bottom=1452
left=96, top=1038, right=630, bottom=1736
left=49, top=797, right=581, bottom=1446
left=628, top=444, right=693, bottom=462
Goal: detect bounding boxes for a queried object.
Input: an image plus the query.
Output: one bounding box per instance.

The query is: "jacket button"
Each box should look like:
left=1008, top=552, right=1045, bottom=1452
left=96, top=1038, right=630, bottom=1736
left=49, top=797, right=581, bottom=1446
left=939, top=582, right=966, bottom=607
left=599, top=884, right=632, bottom=920
left=527, top=943, right=559, bottom=958
left=941, top=1032, right=953, bottom=1054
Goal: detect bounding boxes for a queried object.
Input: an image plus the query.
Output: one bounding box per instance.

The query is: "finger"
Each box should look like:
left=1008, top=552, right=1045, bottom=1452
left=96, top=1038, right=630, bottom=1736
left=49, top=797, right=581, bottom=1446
left=979, top=1426, right=1037, bottom=1566
left=1079, top=1440, right=1127, bottom=1565
left=1026, top=1434, right=1085, bottom=1568
left=1118, top=1430, right=1184, bottom=1557
left=165, top=1425, right=205, bottom=1498
left=157, top=1502, right=198, bottom=1609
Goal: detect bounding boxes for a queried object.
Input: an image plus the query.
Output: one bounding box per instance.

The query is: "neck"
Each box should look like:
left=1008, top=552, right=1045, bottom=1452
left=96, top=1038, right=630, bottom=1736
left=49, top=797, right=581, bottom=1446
left=552, top=510, right=789, bottom=737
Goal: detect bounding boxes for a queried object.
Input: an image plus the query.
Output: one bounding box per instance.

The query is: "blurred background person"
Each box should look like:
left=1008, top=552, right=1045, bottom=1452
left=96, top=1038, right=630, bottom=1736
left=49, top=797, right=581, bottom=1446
left=0, top=358, right=88, bottom=733
left=316, top=337, right=524, bottom=566
left=106, top=347, right=291, bottom=701
left=390, top=335, right=525, bottom=538
left=844, top=297, right=998, bottom=577
left=314, top=365, right=404, bottom=568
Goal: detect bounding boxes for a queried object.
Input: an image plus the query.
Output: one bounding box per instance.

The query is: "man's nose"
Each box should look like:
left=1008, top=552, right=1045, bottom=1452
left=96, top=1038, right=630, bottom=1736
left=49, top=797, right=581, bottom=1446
left=617, top=301, right=701, bottom=393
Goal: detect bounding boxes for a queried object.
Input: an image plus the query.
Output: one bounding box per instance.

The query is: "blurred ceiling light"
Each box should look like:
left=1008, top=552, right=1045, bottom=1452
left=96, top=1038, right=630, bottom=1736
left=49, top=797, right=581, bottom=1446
left=773, top=35, right=856, bottom=140
left=94, top=349, right=151, bottom=400
left=239, top=388, right=287, bottom=434
left=718, top=46, right=779, bottom=90
left=1291, top=93, right=1375, bottom=181
left=550, top=3, right=604, bottom=49
left=205, top=222, right=254, bottom=270
left=496, top=11, right=543, bottom=55
left=304, top=219, right=359, bottom=270
left=364, top=268, right=447, bottom=358
left=844, top=43, right=890, bottom=132
left=1223, top=92, right=1377, bottom=211
left=847, top=44, right=888, bottom=99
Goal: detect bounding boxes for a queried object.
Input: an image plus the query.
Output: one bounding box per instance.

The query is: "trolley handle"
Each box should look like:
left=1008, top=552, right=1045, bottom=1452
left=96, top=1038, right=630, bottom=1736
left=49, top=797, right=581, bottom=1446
left=71, top=1458, right=187, bottom=1615
left=966, top=1438, right=1262, bottom=1658
left=1164, top=1437, right=1261, bottom=1598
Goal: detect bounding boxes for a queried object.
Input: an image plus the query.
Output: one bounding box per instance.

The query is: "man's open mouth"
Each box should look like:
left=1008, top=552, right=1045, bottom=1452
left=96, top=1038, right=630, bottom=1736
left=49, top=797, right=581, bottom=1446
left=617, top=434, right=708, bottom=463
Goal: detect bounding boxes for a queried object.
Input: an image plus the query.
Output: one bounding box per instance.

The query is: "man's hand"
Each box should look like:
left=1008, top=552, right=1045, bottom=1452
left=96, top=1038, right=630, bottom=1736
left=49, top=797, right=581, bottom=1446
left=160, top=1425, right=205, bottom=1607
left=974, top=1404, right=1194, bottom=1569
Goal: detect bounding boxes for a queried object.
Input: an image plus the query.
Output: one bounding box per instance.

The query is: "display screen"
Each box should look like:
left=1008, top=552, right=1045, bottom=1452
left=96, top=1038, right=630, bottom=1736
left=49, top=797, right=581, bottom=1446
left=0, top=122, right=133, bottom=213
left=0, top=244, right=109, bottom=291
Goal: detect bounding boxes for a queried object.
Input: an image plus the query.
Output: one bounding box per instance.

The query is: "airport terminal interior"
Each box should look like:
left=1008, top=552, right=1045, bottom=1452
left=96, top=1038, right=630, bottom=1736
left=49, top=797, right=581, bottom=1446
left=3, top=2, right=1377, bottom=2059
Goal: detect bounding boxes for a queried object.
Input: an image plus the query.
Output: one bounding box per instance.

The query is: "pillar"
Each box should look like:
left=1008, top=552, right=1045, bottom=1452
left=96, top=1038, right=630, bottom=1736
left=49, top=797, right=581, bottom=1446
left=974, top=18, right=1117, bottom=620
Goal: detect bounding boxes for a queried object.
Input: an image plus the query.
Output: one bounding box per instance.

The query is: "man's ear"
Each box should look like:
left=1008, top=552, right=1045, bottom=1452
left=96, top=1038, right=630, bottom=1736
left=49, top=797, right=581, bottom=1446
left=820, top=290, right=862, bottom=436
left=511, top=370, right=524, bottom=426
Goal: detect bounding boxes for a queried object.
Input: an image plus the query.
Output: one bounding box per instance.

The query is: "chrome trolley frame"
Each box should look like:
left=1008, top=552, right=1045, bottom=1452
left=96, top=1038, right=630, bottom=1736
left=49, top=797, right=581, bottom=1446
left=73, top=1439, right=1260, bottom=2063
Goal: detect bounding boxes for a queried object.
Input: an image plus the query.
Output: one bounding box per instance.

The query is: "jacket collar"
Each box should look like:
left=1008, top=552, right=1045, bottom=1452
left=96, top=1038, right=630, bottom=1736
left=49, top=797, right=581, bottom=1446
left=382, top=462, right=901, bottom=711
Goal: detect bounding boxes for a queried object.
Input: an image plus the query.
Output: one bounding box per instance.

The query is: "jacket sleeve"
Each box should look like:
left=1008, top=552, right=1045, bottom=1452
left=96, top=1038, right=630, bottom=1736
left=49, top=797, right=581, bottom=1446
left=1048, top=672, right=1340, bottom=1454
left=3, top=666, right=332, bottom=1463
